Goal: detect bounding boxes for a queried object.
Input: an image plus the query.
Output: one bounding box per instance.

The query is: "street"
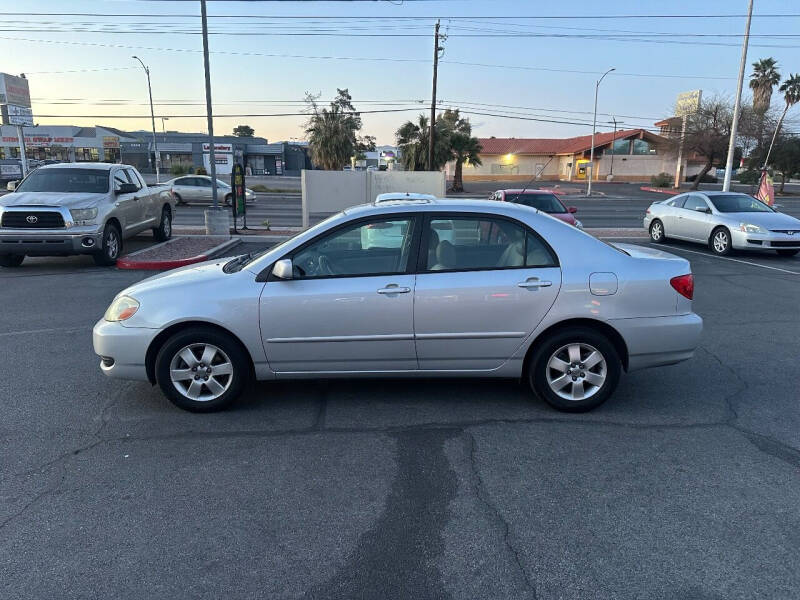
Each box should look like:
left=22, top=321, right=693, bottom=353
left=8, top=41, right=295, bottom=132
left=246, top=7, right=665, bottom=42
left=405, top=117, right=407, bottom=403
left=2, top=237, right=799, bottom=599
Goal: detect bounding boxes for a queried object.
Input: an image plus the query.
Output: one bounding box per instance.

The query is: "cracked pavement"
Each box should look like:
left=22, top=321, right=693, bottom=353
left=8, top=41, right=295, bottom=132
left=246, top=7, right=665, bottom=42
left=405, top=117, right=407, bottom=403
left=1, top=244, right=799, bottom=599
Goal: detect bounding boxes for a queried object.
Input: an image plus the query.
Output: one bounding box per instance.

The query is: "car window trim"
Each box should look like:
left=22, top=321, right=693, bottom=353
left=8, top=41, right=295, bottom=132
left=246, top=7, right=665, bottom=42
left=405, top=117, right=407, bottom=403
left=416, top=211, right=560, bottom=274
left=263, top=213, right=422, bottom=282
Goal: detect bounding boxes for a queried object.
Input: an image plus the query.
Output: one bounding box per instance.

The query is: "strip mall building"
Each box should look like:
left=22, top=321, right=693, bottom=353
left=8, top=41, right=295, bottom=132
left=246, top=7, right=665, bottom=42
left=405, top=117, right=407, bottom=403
left=449, top=128, right=705, bottom=183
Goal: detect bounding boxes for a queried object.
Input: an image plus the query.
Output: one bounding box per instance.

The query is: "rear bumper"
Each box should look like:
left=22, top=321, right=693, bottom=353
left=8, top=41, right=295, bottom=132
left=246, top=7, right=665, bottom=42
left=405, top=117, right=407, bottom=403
left=93, top=319, right=156, bottom=382
left=611, top=313, right=703, bottom=372
left=0, top=229, right=102, bottom=255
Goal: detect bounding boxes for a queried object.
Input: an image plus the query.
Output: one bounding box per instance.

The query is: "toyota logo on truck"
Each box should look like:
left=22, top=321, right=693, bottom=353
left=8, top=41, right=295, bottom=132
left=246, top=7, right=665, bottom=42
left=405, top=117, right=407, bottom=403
left=26, top=215, right=38, bottom=224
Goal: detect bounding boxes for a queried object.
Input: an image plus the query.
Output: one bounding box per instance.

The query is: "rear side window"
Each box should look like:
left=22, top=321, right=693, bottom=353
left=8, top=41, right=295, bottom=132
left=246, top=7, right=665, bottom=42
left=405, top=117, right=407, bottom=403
left=424, top=216, right=556, bottom=272
left=667, top=196, right=686, bottom=208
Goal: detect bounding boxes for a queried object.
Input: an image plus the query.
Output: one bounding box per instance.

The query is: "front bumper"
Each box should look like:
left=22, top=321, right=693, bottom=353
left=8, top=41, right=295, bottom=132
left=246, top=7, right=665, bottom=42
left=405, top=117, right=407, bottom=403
left=611, top=313, right=703, bottom=372
left=731, top=229, right=800, bottom=251
left=0, top=227, right=102, bottom=255
left=93, top=319, right=157, bottom=382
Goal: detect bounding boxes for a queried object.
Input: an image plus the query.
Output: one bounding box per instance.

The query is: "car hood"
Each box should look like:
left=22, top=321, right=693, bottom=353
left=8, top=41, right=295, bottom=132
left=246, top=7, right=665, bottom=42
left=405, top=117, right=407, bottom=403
left=719, top=210, right=800, bottom=229
left=121, top=258, right=232, bottom=298
left=0, top=192, right=108, bottom=208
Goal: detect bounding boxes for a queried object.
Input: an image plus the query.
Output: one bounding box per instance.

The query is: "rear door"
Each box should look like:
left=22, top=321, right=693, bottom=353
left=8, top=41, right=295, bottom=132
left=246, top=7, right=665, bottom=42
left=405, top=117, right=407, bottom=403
left=413, top=213, right=561, bottom=371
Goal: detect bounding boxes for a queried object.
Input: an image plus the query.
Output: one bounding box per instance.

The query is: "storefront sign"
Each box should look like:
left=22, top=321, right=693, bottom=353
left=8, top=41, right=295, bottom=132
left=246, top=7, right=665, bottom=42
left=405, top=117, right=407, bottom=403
left=202, top=143, right=232, bottom=153
left=103, top=136, right=120, bottom=149
left=1, top=163, right=22, bottom=178
left=0, top=73, right=31, bottom=108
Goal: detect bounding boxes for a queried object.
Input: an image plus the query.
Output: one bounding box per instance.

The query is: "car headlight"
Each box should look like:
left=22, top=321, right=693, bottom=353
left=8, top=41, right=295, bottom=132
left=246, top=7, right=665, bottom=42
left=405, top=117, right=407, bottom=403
left=104, top=295, right=140, bottom=322
left=739, top=222, right=767, bottom=234
left=574, top=219, right=584, bottom=229
left=69, top=207, right=98, bottom=225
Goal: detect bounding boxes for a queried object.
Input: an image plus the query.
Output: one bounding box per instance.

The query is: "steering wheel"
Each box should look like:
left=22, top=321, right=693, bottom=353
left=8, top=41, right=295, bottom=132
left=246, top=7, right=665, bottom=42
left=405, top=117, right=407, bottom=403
left=317, top=254, right=337, bottom=276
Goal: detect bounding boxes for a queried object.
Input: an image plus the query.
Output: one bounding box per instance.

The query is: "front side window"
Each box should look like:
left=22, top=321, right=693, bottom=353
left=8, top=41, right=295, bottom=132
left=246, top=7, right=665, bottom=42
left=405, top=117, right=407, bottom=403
left=708, top=193, right=773, bottom=213
left=292, top=217, right=415, bottom=279
left=425, top=216, right=556, bottom=272
left=123, top=168, right=142, bottom=190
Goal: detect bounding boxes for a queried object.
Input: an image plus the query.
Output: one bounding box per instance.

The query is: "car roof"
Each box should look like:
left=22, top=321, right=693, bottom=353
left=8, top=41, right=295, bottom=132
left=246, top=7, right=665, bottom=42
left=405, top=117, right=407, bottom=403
left=38, top=162, right=118, bottom=171
left=499, top=189, right=556, bottom=194
left=347, top=197, right=542, bottom=218
left=375, top=192, right=437, bottom=203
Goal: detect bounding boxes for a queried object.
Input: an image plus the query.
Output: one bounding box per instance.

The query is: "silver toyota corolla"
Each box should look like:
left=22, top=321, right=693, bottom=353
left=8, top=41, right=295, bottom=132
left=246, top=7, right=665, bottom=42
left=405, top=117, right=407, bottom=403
left=644, top=191, right=800, bottom=257
left=94, top=199, right=702, bottom=413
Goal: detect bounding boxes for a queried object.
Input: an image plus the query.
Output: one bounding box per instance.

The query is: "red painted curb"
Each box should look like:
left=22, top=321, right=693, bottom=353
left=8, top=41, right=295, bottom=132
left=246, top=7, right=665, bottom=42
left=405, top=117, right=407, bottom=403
left=640, top=186, right=680, bottom=195
left=116, top=253, right=211, bottom=271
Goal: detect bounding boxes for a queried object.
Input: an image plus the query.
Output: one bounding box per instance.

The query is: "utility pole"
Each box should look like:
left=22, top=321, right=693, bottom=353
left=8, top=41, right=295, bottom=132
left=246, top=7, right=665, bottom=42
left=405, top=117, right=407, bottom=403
left=587, top=67, right=614, bottom=196
left=15, top=125, right=28, bottom=177
left=201, top=0, right=218, bottom=209
left=674, top=115, right=687, bottom=188
left=609, top=116, right=617, bottom=179
left=428, top=20, right=442, bottom=172
left=132, top=56, right=159, bottom=183
left=723, top=0, right=753, bottom=192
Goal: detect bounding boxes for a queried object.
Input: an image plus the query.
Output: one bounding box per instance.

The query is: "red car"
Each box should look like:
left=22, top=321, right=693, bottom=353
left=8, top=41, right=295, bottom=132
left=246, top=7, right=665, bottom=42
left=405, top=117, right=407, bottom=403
left=491, top=189, right=582, bottom=228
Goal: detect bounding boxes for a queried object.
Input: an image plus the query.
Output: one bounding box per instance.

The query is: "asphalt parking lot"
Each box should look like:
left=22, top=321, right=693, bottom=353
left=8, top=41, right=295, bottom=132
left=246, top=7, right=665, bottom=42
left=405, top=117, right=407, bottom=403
left=1, top=238, right=799, bottom=599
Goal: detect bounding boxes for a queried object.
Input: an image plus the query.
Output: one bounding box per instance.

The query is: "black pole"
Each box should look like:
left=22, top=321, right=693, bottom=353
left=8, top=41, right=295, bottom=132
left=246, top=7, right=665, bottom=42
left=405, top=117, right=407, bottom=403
left=428, top=20, right=440, bottom=172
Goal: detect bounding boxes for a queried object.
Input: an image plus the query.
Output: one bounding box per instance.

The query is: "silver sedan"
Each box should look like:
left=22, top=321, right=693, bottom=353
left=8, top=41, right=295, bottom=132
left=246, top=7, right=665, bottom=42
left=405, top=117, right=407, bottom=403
left=644, top=191, right=800, bottom=257
left=94, top=199, right=702, bottom=413
left=167, top=175, right=255, bottom=206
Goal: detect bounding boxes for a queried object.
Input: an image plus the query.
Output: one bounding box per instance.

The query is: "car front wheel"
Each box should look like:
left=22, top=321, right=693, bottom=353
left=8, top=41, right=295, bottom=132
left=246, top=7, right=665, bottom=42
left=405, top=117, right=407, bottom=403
left=710, top=227, right=732, bottom=256
left=649, top=219, right=665, bottom=243
left=155, top=327, right=250, bottom=412
left=528, top=327, right=621, bottom=412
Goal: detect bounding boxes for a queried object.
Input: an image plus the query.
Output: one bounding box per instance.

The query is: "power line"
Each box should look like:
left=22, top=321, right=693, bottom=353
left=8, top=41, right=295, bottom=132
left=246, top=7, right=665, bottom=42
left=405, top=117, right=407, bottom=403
left=2, top=12, right=799, bottom=19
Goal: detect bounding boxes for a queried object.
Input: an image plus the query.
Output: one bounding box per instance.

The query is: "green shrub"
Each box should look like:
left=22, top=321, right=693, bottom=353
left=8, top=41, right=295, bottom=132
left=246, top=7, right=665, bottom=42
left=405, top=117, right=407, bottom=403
left=650, top=172, right=673, bottom=188
left=737, top=170, right=760, bottom=184
left=195, top=166, right=208, bottom=175
left=170, top=164, right=190, bottom=176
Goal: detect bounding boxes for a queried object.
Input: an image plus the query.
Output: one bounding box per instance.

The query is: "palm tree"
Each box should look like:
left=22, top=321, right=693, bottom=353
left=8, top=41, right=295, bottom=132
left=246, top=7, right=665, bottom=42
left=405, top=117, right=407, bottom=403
left=396, top=115, right=430, bottom=171
left=763, top=73, right=800, bottom=168
left=749, top=58, right=781, bottom=116
left=304, top=89, right=366, bottom=170
left=449, top=134, right=482, bottom=192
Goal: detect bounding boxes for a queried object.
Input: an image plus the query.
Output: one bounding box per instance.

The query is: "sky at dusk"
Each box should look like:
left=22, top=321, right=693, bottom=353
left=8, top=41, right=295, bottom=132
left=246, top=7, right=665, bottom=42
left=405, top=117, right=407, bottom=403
left=3, top=0, right=800, bottom=144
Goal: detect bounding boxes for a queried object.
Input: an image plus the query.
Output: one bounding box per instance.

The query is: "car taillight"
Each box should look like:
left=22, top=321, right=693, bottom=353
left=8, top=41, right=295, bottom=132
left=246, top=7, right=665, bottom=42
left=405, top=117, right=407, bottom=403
left=670, top=274, right=694, bottom=299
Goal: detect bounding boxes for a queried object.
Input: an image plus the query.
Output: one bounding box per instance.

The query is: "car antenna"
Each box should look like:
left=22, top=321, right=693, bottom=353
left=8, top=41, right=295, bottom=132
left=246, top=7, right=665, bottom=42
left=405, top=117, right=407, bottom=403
left=513, top=155, right=555, bottom=204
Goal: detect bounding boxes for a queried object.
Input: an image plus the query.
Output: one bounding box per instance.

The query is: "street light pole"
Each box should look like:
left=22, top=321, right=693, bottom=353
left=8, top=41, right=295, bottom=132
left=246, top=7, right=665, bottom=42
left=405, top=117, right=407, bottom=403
left=200, top=0, right=219, bottom=210
left=587, top=67, right=614, bottom=196
left=132, top=56, right=160, bottom=183
left=722, top=0, right=753, bottom=192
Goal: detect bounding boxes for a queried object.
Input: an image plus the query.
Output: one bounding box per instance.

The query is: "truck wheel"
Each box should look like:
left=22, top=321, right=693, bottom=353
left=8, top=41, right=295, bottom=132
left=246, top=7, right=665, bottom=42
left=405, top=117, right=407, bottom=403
left=153, top=205, right=172, bottom=241
left=0, top=254, right=25, bottom=268
left=93, top=223, right=122, bottom=266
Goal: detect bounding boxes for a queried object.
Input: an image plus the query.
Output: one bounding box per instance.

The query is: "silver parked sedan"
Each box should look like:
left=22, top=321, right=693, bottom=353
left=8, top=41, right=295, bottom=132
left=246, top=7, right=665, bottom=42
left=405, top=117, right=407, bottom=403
left=167, top=175, right=255, bottom=206
left=94, top=199, right=702, bottom=413
left=644, top=191, right=800, bottom=257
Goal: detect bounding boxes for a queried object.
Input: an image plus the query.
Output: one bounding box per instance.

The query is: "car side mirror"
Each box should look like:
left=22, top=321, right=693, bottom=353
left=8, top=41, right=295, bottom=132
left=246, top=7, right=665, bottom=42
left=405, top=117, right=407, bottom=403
left=115, top=182, right=139, bottom=195
left=695, top=206, right=711, bottom=213
left=567, top=206, right=578, bottom=213
left=6, top=180, right=17, bottom=191
left=272, top=258, right=293, bottom=280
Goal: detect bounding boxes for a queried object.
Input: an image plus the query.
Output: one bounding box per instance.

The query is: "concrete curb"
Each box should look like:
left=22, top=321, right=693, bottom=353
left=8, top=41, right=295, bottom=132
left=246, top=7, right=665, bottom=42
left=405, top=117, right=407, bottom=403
left=640, top=186, right=679, bottom=195
left=117, top=238, right=239, bottom=271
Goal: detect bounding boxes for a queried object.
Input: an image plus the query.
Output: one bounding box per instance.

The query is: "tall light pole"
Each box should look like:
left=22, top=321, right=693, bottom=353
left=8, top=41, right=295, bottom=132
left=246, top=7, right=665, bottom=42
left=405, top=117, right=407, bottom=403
left=131, top=56, right=160, bottom=183
left=587, top=67, right=615, bottom=196
left=722, top=0, right=753, bottom=192
left=200, top=0, right=219, bottom=210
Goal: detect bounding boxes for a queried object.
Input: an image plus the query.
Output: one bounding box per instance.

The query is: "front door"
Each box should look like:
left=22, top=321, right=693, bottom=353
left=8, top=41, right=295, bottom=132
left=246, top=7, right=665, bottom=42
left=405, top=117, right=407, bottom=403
left=111, top=169, right=144, bottom=233
left=678, top=194, right=713, bottom=241
left=414, top=214, right=561, bottom=370
left=260, top=215, right=419, bottom=373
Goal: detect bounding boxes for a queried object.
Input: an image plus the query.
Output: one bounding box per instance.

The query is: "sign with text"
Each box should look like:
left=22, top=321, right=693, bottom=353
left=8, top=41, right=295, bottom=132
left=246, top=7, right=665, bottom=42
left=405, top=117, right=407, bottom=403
left=675, top=90, right=702, bottom=117
left=0, top=73, right=31, bottom=108
left=202, top=143, right=232, bottom=153
left=102, top=136, right=120, bottom=149
left=1, top=104, right=33, bottom=126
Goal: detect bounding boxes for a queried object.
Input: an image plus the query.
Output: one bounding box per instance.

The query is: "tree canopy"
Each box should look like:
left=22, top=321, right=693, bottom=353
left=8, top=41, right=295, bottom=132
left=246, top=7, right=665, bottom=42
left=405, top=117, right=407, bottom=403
left=304, top=89, right=373, bottom=170
left=232, top=125, right=255, bottom=137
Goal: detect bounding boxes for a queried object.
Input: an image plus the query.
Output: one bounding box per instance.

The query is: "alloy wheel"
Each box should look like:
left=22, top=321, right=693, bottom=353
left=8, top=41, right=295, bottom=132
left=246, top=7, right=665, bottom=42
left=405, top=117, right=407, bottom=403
left=713, top=230, right=728, bottom=253
left=106, top=229, right=120, bottom=259
left=650, top=221, right=663, bottom=241
left=169, top=343, right=234, bottom=401
left=545, top=343, right=607, bottom=401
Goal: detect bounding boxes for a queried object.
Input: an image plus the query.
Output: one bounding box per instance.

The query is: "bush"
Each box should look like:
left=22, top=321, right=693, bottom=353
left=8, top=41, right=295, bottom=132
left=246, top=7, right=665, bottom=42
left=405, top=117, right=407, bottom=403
left=650, top=172, right=674, bottom=188
left=195, top=166, right=208, bottom=175
left=737, top=170, right=760, bottom=184
left=170, top=164, right=190, bottom=176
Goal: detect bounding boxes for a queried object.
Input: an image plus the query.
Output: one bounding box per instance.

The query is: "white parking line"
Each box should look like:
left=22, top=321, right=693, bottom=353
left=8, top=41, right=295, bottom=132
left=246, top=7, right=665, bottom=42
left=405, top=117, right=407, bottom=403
left=646, top=243, right=800, bottom=275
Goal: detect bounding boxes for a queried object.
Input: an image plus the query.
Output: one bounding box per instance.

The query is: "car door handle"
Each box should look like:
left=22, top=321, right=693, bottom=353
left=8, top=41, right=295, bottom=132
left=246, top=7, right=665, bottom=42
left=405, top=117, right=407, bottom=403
left=518, top=279, right=552, bottom=289
left=377, top=285, right=411, bottom=294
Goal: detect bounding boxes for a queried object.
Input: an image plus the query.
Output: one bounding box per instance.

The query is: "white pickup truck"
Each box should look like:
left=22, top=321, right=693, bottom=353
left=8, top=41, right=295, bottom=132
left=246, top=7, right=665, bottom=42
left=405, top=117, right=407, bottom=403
left=0, top=162, right=175, bottom=267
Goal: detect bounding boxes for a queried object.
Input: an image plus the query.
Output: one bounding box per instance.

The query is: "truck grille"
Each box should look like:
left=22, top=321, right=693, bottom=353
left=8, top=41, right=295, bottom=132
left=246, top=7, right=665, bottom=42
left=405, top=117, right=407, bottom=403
left=1, top=211, right=65, bottom=229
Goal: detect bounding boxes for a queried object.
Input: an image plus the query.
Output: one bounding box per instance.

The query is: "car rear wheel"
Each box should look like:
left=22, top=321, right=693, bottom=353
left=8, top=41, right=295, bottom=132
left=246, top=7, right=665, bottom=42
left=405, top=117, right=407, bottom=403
left=776, top=249, right=799, bottom=257
left=709, top=227, right=732, bottom=256
left=0, top=254, right=25, bottom=268
left=173, top=192, right=186, bottom=205
left=528, top=327, right=621, bottom=412
left=93, top=223, right=122, bottom=266
left=153, top=205, right=172, bottom=242
left=649, top=219, right=666, bottom=243
left=155, top=327, right=250, bottom=412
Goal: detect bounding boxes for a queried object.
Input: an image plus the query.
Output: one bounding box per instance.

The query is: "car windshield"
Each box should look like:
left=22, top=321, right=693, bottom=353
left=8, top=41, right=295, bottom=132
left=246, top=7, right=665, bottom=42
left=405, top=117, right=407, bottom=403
left=504, top=193, right=566, bottom=213
left=14, top=168, right=110, bottom=194
left=708, top=193, right=774, bottom=213
left=216, top=179, right=231, bottom=188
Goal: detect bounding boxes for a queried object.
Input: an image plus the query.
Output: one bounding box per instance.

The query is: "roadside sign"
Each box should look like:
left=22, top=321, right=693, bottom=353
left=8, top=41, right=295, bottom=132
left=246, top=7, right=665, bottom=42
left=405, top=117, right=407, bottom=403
left=675, top=90, right=702, bottom=117
left=1, top=104, right=33, bottom=126
left=0, top=73, right=31, bottom=108
left=231, top=163, right=247, bottom=232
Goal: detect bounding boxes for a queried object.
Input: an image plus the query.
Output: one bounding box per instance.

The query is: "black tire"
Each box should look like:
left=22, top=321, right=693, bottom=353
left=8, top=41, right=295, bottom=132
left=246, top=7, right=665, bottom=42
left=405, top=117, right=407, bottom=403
left=709, top=226, right=732, bottom=256
left=224, top=193, right=232, bottom=206
left=173, top=193, right=186, bottom=206
left=154, top=326, right=250, bottom=412
left=528, top=327, right=622, bottom=413
left=93, top=222, right=122, bottom=266
left=152, top=205, right=172, bottom=242
left=776, top=249, right=799, bottom=257
left=0, top=254, right=24, bottom=268
left=649, top=219, right=666, bottom=243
